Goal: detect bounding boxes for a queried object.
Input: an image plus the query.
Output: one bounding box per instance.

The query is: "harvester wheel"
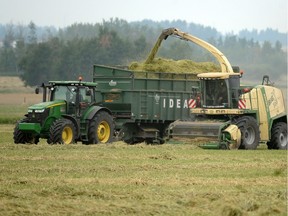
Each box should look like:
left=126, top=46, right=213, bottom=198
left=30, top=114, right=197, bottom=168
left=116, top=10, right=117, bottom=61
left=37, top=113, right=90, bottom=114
left=49, top=119, right=76, bottom=144
left=267, top=122, right=287, bottom=150
left=233, top=116, right=260, bottom=150
left=13, top=119, right=40, bottom=144
left=86, top=111, right=114, bottom=144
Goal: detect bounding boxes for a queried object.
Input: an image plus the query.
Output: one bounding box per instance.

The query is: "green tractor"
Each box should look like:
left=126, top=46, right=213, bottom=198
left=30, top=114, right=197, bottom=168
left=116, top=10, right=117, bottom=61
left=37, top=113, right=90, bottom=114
left=13, top=78, right=114, bottom=144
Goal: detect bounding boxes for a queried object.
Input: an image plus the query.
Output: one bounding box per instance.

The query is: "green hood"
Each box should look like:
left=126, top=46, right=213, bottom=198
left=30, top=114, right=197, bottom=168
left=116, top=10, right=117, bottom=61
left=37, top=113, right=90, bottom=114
left=28, top=100, right=66, bottom=110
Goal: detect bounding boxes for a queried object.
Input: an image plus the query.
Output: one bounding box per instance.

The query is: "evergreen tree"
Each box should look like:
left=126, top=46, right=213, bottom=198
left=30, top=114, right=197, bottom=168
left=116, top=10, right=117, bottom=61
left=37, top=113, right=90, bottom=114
left=27, top=21, right=37, bottom=44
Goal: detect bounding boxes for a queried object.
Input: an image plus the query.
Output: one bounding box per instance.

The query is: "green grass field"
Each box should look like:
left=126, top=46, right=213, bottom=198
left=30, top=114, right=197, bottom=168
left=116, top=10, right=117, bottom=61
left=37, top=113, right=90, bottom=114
left=0, top=104, right=28, bottom=124
left=0, top=124, right=287, bottom=216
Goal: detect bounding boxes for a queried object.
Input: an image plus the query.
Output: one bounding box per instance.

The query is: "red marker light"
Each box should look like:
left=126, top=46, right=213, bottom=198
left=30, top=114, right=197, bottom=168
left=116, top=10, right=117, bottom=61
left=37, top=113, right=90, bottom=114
left=79, top=76, right=83, bottom=81
left=243, top=88, right=250, bottom=93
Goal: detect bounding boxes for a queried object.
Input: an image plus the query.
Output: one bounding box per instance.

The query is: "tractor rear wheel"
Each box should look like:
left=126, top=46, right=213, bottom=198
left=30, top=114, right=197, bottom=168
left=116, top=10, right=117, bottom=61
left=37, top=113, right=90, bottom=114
left=233, top=116, right=260, bottom=150
left=48, top=119, right=76, bottom=144
left=13, top=119, right=40, bottom=144
left=267, top=122, right=287, bottom=150
left=86, top=111, right=114, bottom=144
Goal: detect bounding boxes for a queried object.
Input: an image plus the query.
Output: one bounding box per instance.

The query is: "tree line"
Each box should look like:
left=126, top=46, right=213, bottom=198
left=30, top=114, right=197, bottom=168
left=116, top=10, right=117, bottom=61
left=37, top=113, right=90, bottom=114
left=0, top=19, right=287, bottom=86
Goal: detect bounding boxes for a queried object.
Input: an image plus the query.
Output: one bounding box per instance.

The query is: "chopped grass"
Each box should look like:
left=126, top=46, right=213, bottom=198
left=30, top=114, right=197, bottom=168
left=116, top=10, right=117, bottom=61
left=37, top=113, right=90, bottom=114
left=129, top=58, right=221, bottom=74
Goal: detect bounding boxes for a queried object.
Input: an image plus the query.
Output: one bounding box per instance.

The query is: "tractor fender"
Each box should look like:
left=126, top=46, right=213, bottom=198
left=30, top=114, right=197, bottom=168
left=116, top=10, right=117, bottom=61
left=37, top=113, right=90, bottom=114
left=223, top=124, right=241, bottom=149
left=61, top=114, right=80, bottom=138
left=85, top=106, right=113, bottom=121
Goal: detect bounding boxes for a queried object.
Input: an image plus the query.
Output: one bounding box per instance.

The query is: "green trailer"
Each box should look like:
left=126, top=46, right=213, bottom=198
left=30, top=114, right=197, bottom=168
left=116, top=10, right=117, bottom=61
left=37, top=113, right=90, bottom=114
left=93, top=65, right=199, bottom=144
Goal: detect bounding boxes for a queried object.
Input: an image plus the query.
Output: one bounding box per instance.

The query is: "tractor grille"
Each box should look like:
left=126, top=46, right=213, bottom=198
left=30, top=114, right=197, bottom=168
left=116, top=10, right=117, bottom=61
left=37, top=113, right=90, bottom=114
left=27, top=109, right=49, bottom=125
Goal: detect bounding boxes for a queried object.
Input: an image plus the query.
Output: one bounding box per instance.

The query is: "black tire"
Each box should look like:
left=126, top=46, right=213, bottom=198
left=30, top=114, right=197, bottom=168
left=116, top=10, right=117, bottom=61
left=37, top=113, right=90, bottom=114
left=48, top=119, right=76, bottom=144
left=86, top=111, right=114, bottom=144
left=267, top=122, right=287, bottom=150
left=233, top=116, right=260, bottom=150
left=120, top=123, right=144, bottom=145
left=13, top=119, right=40, bottom=144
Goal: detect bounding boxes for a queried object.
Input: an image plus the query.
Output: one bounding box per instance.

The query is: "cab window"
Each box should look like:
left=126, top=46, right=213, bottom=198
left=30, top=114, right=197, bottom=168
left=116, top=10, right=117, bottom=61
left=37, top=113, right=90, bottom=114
left=204, top=80, right=228, bottom=107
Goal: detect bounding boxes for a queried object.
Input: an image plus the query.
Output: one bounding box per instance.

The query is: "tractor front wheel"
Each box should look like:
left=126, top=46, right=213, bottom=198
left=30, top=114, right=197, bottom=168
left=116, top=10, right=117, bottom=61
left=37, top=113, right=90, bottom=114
left=86, top=111, right=114, bottom=144
left=13, top=119, right=39, bottom=144
left=48, top=119, right=76, bottom=144
left=267, top=122, right=287, bottom=150
left=233, top=116, right=260, bottom=150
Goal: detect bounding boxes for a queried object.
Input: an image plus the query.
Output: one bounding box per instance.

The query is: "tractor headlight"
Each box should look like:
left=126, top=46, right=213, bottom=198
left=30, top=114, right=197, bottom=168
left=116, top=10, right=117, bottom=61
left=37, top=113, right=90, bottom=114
left=35, top=109, right=45, bottom=113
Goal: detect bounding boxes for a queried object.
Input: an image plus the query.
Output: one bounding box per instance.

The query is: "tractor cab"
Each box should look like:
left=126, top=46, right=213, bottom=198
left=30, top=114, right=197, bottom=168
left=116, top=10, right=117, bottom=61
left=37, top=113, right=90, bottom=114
left=36, top=79, right=97, bottom=116
left=49, top=83, right=94, bottom=115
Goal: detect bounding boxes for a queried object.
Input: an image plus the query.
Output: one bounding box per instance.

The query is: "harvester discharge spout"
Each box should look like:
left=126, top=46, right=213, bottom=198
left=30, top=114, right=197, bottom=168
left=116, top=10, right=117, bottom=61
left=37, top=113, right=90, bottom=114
left=145, top=28, right=234, bottom=73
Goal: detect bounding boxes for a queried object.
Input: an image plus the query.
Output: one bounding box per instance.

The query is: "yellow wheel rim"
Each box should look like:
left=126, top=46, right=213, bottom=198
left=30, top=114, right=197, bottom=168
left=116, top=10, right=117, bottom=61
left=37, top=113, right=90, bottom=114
left=97, top=121, right=110, bottom=143
left=62, top=126, right=73, bottom=144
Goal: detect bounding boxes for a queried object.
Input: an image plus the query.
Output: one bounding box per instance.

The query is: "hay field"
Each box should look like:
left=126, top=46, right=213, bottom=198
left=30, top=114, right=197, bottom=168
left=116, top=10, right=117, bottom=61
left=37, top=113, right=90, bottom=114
left=0, top=124, right=287, bottom=215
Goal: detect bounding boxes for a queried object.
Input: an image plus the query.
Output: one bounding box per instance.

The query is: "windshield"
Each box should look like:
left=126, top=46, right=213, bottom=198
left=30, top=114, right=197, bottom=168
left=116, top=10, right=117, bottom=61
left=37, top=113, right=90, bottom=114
left=50, top=86, right=75, bottom=101
left=50, top=86, right=93, bottom=103
left=203, top=79, right=228, bottom=108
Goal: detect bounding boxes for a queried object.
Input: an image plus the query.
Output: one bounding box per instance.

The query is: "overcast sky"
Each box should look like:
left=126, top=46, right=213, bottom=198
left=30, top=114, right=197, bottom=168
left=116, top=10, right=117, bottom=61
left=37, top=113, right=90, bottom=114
left=0, top=0, right=287, bottom=33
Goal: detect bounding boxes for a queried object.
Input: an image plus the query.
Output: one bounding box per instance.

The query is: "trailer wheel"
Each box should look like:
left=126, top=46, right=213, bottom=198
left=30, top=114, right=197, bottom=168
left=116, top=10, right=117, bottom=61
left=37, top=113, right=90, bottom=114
left=267, top=122, right=287, bottom=150
left=120, top=124, right=144, bottom=144
left=233, top=116, right=260, bottom=150
left=13, top=119, right=40, bottom=144
left=87, top=111, right=114, bottom=144
left=49, top=119, right=76, bottom=144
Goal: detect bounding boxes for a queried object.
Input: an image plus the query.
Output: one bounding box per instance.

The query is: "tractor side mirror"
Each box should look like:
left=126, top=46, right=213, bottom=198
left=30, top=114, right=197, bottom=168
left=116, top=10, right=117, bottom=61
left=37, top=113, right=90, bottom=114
left=262, top=75, right=274, bottom=86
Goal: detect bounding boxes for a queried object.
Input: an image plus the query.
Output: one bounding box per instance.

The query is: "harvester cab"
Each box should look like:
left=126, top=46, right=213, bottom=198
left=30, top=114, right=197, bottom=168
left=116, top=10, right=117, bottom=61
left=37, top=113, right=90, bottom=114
left=14, top=78, right=115, bottom=145
left=196, top=71, right=242, bottom=109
